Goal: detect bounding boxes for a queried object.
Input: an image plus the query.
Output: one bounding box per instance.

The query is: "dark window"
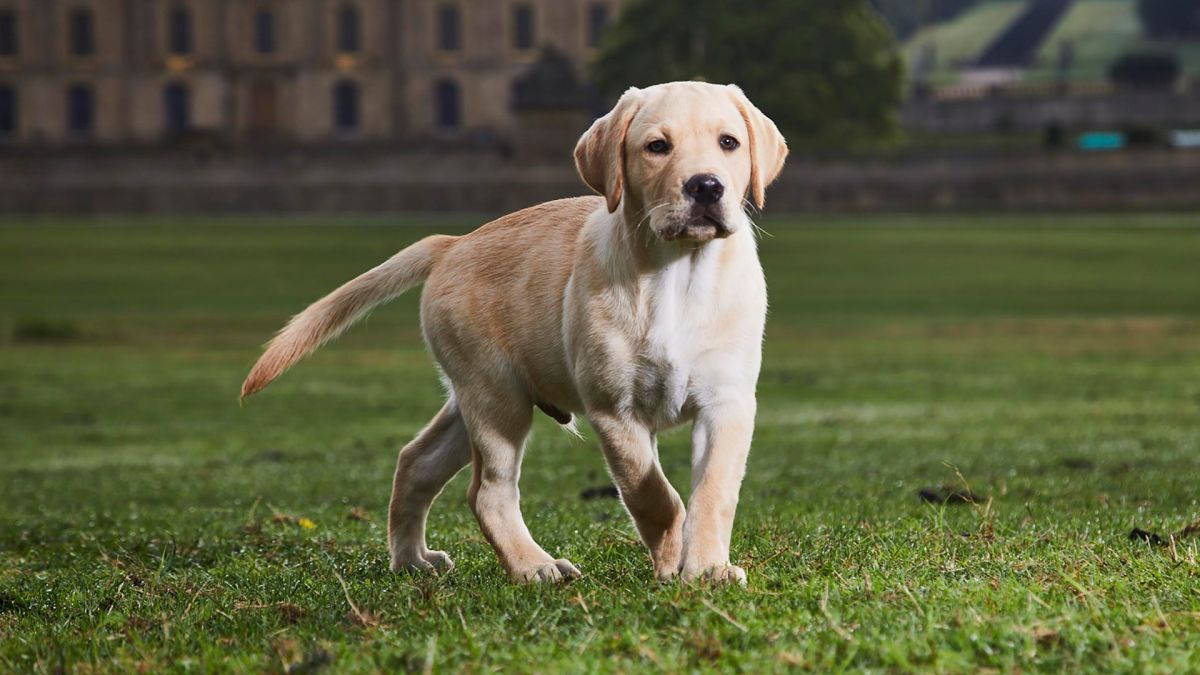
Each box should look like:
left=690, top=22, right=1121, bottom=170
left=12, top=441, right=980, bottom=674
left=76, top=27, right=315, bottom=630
left=164, top=82, right=189, bottom=134
left=333, top=80, right=359, bottom=132
left=67, top=84, right=93, bottom=136
left=254, top=9, right=275, bottom=54
left=0, top=10, right=16, bottom=57
left=437, top=5, right=460, bottom=51
left=513, top=4, right=534, bottom=51
left=434, top=79, right=460, bottom=129
left=337, top=5, right=360, bottom=53
left=587, top=3, right=608, bottom=48
left=69, top=7, right=94, bottom=56
left=168, top=6, right=192, bottom=55
left=0, top=85, right=15, bottom=135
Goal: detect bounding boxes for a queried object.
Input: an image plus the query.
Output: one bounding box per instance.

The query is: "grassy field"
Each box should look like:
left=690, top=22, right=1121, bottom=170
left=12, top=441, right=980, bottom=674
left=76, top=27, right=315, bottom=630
left=904, top=0, right=1200, bottom=86
left=1026, top=0, right=1143, bottom=83
left=2, top=213, right=1200, bottom=672
left=902, top=0, right=1027, bottom=86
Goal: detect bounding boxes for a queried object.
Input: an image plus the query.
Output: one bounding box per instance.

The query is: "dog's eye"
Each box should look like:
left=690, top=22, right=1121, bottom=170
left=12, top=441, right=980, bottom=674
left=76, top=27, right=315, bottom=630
left=719, top=135, right=740, bottom=151
left=646, top=139, right=671, bottom=155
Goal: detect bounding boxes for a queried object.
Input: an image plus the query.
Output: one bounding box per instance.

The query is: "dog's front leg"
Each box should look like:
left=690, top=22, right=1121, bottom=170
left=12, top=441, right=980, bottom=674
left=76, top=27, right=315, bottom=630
left=680, top=396, right=755, bottom=586
left=590, top=412, right=687, bottom=580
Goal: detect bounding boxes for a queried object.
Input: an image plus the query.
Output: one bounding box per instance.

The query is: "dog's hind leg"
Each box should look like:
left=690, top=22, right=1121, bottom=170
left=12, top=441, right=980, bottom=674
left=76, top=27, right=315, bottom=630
left=459, top=387, right=581, bottom=584
left=388, top=398, right=471, bottom=573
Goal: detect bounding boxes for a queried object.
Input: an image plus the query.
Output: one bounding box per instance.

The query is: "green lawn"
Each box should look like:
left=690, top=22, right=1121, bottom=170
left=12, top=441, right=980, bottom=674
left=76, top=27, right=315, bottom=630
left=2, top=213, right=1200, bottom=672
left=904, top=0, right=1200, bottom=86
left=902, top=0, right=1027, bottom=86
left=1026, top=0, right=1143, bottom=84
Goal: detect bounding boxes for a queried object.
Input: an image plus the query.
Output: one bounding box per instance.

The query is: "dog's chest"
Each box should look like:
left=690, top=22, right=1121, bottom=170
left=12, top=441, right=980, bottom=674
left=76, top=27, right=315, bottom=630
left=625, top=258, right=720, bottom=426
left=630, top=324, right=693, bottom=426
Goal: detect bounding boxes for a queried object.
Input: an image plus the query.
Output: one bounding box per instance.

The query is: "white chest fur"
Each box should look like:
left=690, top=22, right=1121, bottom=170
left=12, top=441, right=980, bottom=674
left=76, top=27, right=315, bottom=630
left=567, top=223, right=767, bottom=429
left=628, top=242, right=731, bottom=428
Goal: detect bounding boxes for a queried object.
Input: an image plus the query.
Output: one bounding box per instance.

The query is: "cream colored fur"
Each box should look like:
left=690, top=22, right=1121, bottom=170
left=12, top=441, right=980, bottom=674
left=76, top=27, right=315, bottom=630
left=242, top=82, right=788, bottom=585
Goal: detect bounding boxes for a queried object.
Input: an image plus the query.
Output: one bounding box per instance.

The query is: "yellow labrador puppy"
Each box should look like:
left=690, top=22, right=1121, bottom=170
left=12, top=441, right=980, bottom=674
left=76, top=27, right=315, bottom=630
left=242, top=81, right=787, bottom=585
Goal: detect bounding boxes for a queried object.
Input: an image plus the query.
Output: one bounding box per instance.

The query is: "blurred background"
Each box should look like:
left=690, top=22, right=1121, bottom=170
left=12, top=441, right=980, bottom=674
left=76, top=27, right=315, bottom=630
left=3, top=0, right=1200, bottom=212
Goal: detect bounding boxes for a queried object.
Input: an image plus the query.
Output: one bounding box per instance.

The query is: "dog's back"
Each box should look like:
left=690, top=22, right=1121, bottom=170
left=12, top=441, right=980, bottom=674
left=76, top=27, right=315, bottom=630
left=422, top=196, right=601, bottom=413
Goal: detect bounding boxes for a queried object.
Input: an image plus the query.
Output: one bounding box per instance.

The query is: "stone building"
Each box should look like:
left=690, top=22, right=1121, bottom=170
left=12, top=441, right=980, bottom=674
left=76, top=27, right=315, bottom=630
left=0, top=0, right=620, bottom=146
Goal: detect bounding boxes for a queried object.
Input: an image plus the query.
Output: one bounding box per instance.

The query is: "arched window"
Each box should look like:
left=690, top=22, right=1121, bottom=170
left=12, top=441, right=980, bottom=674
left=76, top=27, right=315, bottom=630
left=164, top=82, right=190, bottom=134
left=69, top=7, right=94, bottom=56
left=254, top=9, right=275, bottom=54
left=333, top=80, right=359, bottom=132
left=337, top=4, right=360, bottom=53
left=434, top=79, right=460, bottom=130
left=0, top=10, right=17, bottom=56
left=67, top=83, right=93, bottom=136
left=437, top=4, right=460, bottom=51
left=168, top=6, right=192, bottom=55
left=0, top=85, right=15, bottom=136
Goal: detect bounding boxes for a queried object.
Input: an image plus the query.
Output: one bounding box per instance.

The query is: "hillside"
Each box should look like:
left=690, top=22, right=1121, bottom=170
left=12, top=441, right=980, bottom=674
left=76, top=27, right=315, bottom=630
left=902, top=1, right=1027, bottom=86
left=904, top=0, right=1200, bottom=86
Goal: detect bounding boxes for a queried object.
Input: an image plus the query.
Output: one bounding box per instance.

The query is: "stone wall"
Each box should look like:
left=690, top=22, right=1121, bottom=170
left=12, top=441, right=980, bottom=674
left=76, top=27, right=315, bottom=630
left=4, top=146, right=1200, bottom=215
left=903, top=88, right=1200, bottom=134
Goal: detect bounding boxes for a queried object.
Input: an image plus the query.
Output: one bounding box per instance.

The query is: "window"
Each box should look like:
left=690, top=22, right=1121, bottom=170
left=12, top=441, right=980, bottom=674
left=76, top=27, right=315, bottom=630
left=67, top=84, right=93, bottom=136
left=254, top=9, right=275, bottom=54
left=437, top=5, right=460, bottom=51
left=512, top=4, right=534, bottom=51
left=587, top=3, right=608, bottom=48
left=0, top=10, right=16, bottom=57
left=333, top=80, right=359, bottom=132
left=164, top=82, right=189, bottom=134
left=69, top=7, right=94, bottom=56
left=0, top=85, right=15, bottom=136
left=168, top=6, right=192, bottom=55
left=434, top=79, right=460, bottom=130
left=337, top=5, right=360, bottom=53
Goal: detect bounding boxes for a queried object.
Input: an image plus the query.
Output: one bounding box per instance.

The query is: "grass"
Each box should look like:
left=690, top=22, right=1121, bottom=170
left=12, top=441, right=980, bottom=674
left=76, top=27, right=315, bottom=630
left=902, top=1, right=1028, bottom=86
left=1026, top=0, right=1144, bottom=84
left=2, top=213, right=1200, bottom=672
left=905, top=0, right=1200, bottom=86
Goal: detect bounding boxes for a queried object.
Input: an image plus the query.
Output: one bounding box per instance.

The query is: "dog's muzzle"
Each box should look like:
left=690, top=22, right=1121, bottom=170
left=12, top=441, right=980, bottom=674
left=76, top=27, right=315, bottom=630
left=662, top=205, right=732, bottom=243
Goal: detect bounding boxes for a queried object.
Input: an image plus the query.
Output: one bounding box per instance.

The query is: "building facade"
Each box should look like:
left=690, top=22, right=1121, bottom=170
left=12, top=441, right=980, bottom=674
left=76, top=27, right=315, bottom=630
left=0, top=0, right=620, bottom=145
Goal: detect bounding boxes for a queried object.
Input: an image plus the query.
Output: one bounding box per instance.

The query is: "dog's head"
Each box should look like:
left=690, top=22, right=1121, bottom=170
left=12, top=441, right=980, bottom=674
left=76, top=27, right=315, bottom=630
left=575, top=81, right=788, bottom=244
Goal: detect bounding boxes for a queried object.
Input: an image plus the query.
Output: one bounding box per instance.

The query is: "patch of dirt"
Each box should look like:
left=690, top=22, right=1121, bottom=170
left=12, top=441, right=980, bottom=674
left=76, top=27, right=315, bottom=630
left=918, top=487, right=982, bottom=505
left=1060, top=457, right=1095, bottom=471
left=1128, top=517, right=1200, bottom=546
left=1128, top=528, right=1165, bottom=545
left=580, top=485, right=620, bottom=500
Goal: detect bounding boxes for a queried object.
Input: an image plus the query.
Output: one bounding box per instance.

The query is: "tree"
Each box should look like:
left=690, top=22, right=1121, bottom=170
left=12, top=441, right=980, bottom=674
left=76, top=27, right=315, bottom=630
left=1138, top=0, right=1200, bottom=38
left=591, top=0, right=905, bottom=150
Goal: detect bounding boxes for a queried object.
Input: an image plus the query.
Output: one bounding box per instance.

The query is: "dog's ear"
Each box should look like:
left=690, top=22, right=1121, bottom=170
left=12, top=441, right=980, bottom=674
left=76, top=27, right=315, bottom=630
left=574, top=87, right=642, bottom=213
left=728, top=85, right=788, bottom=209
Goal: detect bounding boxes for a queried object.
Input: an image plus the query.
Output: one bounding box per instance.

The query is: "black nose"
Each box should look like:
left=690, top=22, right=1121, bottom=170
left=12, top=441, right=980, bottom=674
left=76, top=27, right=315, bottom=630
left=683, top=174, right=724, bottom=205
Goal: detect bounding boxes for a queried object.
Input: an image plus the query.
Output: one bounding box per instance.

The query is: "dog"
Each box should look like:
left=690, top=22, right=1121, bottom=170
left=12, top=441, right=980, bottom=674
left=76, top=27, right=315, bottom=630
left=241, top=81, right=787, bottom=585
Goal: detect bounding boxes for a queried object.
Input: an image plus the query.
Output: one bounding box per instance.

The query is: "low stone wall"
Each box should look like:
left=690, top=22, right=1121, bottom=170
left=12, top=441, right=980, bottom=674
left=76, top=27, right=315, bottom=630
left=902, top=89, right=1200, bottom=135
left=4, top=146, right=1200, bottom=215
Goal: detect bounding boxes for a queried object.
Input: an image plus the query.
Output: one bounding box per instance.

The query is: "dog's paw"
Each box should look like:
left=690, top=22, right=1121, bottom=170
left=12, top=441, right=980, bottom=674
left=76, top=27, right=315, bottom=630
left=515, top=558, right=582, bottom=584
left=655, top=565, right=681, bottom=582
left=390, top=549, right=455, bottom=574
left=682, top=563, right=747, bottom=587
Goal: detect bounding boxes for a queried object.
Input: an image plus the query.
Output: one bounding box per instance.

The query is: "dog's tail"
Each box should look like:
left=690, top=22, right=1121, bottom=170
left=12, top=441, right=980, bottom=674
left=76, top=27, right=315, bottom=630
left=241, top=235, right=456, bottom=402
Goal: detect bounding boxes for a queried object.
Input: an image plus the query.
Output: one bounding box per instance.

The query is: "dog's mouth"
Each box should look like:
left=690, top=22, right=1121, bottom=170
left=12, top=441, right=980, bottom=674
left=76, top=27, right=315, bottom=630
left=661, top=208, right=731, bottom=244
